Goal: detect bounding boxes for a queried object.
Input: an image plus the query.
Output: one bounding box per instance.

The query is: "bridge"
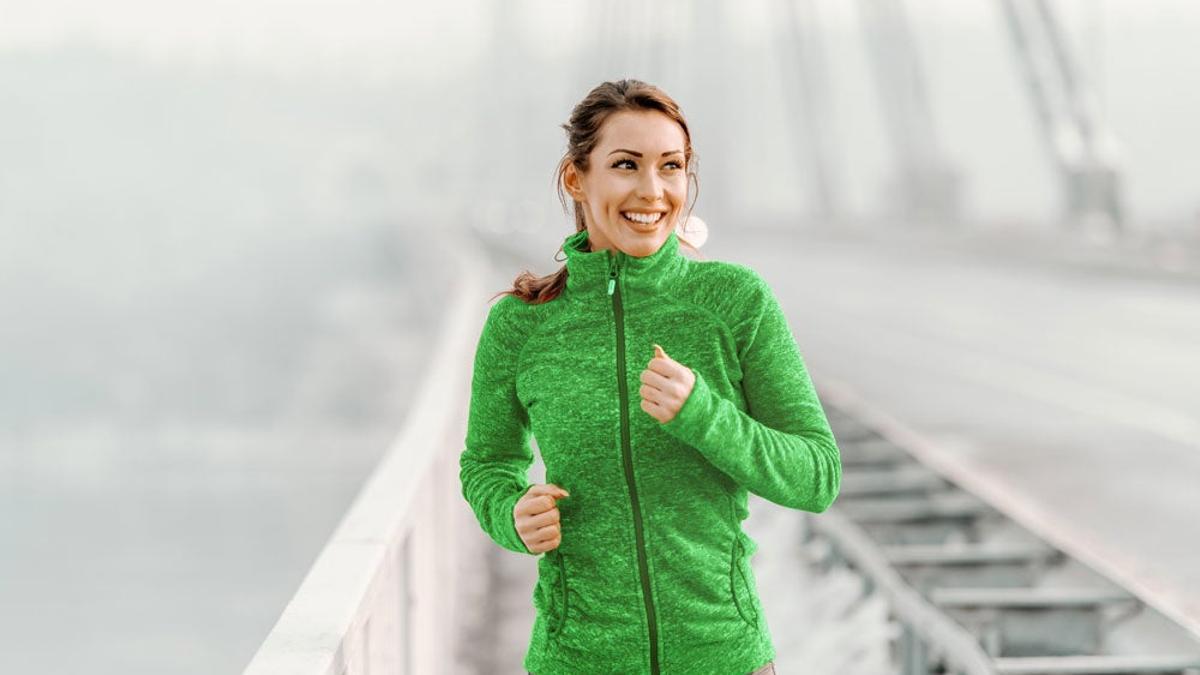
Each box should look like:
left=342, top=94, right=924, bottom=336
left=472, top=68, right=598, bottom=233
left=243, top=1, right=1200, bottom=673
left=240, top=2, right=1200, bottom=673
left=243, top=224, right=1200, bottom=673
left=2, top=1, right=1199, bottom=674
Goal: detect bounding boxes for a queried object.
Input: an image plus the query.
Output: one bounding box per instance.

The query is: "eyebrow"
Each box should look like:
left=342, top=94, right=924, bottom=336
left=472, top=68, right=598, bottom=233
left=608, top=148, right=684, bottom=158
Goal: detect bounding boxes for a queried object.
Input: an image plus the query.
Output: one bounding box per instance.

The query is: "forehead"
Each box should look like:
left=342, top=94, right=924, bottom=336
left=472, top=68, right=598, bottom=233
left=594, top=110, right=685, bottom=153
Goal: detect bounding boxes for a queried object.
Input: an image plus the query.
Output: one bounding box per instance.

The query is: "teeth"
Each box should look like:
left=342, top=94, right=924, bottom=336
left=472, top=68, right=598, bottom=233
left=622, top=212, right=663, bottom=225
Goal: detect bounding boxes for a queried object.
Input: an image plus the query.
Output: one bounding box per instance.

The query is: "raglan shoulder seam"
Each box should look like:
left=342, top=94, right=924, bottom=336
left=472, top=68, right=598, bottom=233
left=674, top=258, right=770, bottom=358
left=482, top=293, right=548, bottom=375
left=509, top=296, right=555, bottom=385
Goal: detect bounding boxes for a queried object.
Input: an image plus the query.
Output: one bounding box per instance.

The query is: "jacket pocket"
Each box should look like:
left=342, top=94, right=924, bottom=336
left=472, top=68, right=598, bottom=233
left=729, top=535, right=760, bottom=629
left=535, top=549, right=570, bottom=637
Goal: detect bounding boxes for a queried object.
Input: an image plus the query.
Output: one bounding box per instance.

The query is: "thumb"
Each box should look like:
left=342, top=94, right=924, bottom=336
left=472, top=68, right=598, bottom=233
left=529, top=483, right=570, bottom=500
left=653, top=343, right=667, bottom=361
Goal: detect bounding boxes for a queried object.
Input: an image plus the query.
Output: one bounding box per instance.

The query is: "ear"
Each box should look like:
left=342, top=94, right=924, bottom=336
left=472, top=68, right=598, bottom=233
left=563, top=163, right=586, bottom=203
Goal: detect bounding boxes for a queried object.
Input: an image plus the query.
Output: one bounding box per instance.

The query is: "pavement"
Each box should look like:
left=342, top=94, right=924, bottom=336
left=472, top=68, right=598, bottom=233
left=719, top=224, right=1200, bottom=640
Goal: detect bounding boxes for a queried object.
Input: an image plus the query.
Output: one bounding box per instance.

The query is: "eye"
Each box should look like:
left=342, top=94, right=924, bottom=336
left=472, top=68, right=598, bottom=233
left=612, top=158, right=684, bottom=171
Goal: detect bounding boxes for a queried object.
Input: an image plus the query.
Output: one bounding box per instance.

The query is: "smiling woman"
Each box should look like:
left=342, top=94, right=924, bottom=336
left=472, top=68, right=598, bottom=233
left=558, top=85, right=703, bottom=259
left=565, top=115, right=691, bottom=255
left=459, top=79, right=841, bottom=674
left=498, top=79, right=705, bottom=305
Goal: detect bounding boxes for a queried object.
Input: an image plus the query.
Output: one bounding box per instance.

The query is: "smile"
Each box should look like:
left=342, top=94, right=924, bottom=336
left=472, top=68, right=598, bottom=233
left=621, top=211, right=664, bottom=227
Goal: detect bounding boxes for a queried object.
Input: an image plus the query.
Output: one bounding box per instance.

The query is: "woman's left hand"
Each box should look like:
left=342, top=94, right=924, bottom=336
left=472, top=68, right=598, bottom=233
left=639, top=344, right=696, bottom=424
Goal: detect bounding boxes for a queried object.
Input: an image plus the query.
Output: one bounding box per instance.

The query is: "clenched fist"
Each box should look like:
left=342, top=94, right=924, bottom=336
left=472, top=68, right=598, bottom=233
left=639, top=344, right=696, bottom=424
left=514, top=483, right=570, bottom=554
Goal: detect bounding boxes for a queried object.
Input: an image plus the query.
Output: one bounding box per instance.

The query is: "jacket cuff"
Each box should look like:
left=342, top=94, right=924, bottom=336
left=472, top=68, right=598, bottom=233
left=661, top=368, right=717, bottom=448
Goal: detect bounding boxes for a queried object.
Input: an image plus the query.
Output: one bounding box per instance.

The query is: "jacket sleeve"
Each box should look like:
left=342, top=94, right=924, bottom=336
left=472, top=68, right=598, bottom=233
left=459, top=297, right=536, bottom=554
left=660, top=272, right=842, bottom=512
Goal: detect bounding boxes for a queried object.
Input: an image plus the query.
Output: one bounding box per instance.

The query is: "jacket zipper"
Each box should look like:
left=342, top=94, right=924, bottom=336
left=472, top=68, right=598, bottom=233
left=609, top=253, right=660, bottom=674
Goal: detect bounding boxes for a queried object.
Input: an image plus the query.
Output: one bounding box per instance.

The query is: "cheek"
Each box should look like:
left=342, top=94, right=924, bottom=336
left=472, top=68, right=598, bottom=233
left=668, top=182, right=688, bottom=206
left=600, top=185, right=626, bottom=211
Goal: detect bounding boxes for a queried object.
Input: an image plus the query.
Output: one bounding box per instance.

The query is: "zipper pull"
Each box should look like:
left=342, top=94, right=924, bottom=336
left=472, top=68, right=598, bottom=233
left=607, top=256, right=618, bottom=296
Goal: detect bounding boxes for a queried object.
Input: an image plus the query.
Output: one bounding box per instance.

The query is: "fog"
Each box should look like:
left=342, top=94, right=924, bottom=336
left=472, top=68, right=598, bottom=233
left=1, top=0, right=1197, bottom=672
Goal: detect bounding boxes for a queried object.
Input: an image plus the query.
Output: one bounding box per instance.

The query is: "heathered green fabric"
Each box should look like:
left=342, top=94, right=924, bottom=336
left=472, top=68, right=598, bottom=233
left=460, top=228, right=842, bottom=675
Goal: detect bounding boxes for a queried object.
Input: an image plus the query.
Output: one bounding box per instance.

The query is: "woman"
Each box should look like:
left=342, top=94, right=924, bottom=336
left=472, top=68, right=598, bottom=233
left=460, top=79, right=842, bottom=675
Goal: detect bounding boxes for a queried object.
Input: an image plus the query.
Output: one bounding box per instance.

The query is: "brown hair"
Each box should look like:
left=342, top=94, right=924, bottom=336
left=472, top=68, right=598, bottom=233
left=493, top=79, right=703, bottom=305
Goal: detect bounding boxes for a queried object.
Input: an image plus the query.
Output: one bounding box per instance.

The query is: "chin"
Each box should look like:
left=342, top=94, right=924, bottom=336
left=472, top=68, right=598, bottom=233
left=621, top=229, right=669, bottom=256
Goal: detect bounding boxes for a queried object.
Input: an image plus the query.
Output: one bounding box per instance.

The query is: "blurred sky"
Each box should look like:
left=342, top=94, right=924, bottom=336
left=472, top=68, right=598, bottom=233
left=2, top=0, right=1197, bottom=226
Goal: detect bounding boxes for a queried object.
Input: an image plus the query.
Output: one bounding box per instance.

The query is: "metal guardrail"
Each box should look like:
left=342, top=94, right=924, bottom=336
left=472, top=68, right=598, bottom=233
left=808, top=380, right=1200, bottom=675
left=243, top=231, right=484, bottom=675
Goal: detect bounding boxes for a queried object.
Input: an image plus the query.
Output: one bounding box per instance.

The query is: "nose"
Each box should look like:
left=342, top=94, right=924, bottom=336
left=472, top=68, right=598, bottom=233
left=636, top=169, right=664, bottom=202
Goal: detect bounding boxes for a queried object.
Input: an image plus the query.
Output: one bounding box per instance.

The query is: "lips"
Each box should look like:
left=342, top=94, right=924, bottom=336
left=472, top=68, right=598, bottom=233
left=624, top=219, right=659, bottom=233
left=621, top=212, right=666, bottom=231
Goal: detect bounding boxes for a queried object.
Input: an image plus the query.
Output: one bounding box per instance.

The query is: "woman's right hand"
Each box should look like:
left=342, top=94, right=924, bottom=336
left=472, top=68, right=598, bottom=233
left=514, top=483, right=570, bottom=554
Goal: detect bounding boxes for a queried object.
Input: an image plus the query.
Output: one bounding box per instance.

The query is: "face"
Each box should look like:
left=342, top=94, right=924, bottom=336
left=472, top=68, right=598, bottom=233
left=563, top=109, right=688, bottom=257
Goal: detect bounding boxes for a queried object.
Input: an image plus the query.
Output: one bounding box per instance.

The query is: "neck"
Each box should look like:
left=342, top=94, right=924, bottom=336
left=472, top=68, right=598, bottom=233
left=561, top=229, right=685, bottom=299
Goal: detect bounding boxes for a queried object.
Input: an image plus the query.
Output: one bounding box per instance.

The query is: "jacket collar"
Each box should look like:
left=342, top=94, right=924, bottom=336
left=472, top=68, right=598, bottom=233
left=562, top=228, right=685, bottom=298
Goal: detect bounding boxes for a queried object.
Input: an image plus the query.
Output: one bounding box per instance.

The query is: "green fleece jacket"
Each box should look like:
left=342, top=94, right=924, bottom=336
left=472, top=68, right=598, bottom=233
left=460, top=228, right=842, bottom=674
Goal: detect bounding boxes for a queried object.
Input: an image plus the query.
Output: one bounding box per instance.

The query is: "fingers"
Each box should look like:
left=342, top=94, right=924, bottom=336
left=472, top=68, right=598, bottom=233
left=640, top=384, right=680, bottom=410
left=517, top=484, right=570, bottom=517
left=640, top=345, right=696, bottom=425
left=639, top=380, right=687, bottom=404
left=526, top=483, right=570, bottom=500
left=527, top=531, right=562, bottom=553
left=646, top=344, right=681, bottom=378
left=640, top=368, right=690, bottom=410
left=529, top=522, right=561, bottom=545
left=517, top=514, right=560, bottom=552
left=646, top=359, right=676, bottom=378
left=523, top=507, right=561, bottom=530
left=519, top=514, right=560, bottom=539
left=640, top=397, right=668, bottom=422
left=516, top=483, right=570, bottom=553
left=640, top=367, right=671, bottom=391
left=515, top=494, right=552, bottom=516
